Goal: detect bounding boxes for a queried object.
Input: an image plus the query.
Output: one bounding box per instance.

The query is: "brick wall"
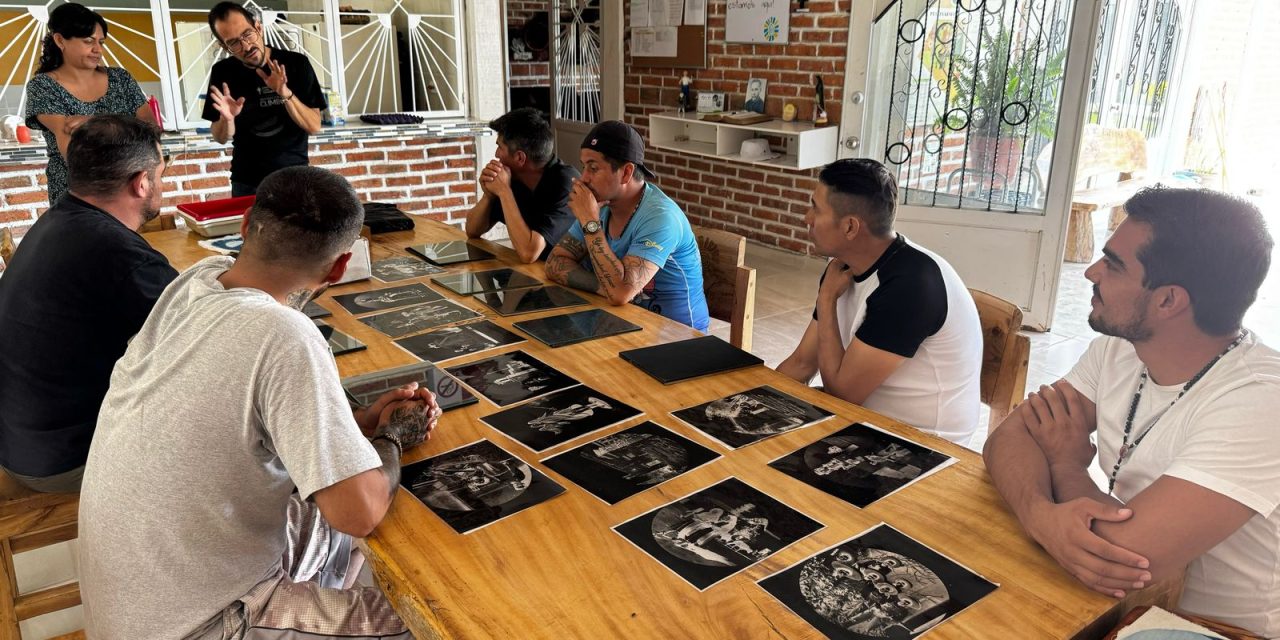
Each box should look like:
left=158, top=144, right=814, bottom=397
left=625, top=0, right=849, bottom=253
left=0, top=136, right=479, bottom=239
left=508, top=0, right=551, bottom=89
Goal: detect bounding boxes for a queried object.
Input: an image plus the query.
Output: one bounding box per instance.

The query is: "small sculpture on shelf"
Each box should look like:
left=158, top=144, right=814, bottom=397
left=813, top=75, right=828, bottom=125
left=678, top=72, right=693, bottom=114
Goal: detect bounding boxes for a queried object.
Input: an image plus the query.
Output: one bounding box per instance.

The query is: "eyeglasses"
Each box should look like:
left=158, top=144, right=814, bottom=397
left=222, top=28, right=258, bottom=52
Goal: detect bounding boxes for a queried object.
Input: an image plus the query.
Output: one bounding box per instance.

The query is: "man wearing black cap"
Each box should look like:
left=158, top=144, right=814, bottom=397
left=545, top=120, right=710, bottom=331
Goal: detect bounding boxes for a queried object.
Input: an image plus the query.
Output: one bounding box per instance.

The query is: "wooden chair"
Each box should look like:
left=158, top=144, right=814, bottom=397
left=0, top=474, right=82, bottom=640
left=971, top=288, right=1031, bottom=431
left=0, top=229, right=14, bottom=268
left=692, top=226, right=756, bottom=351
left=137, top=212, right=177, bottom=234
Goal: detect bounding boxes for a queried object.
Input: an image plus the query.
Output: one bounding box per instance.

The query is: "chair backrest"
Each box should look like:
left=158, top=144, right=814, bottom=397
left=0, top=228, right=13, bottom=267
left=692, top=225, right=756, bottom=351
left=970, top=288, right=1031, bottom=431
left=0, top=474, right=82, bottom=639
left=138, top=212, right=177, bottom=234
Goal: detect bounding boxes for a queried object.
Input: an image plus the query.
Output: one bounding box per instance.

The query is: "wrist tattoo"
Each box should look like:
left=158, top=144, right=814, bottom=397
left=370, top=437, right=402, bottom=498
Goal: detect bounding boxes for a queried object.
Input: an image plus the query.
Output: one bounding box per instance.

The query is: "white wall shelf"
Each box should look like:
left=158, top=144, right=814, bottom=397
left=648, top=111, right=839, bottom=170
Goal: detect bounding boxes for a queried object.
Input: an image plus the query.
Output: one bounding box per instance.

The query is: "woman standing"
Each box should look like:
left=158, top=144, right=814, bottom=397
left=24, top=3, right=155, bottom=204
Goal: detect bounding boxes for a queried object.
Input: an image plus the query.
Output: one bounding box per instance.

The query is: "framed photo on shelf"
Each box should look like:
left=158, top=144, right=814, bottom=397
left=697, top=92, right=726, bottom=114
left=743, top=78, right=767, bottom=114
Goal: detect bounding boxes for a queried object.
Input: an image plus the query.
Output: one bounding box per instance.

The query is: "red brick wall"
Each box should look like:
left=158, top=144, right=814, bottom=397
left=625, top=0, right=850, bottom=253
left=508, top=1, right=551, bottom=89
left=0, top=136, right=479, bottom=239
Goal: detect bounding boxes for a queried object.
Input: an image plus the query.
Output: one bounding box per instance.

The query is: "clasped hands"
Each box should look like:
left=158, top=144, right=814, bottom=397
left=354, top=382, right=441, bottom=451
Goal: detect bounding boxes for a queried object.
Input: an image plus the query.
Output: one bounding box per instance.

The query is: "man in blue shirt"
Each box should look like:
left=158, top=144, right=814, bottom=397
left=545, top=121, right=709, bottom=331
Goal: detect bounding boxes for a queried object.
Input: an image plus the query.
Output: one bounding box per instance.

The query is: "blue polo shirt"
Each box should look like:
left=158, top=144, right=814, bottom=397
left=566, top=184, right=709, bottom=331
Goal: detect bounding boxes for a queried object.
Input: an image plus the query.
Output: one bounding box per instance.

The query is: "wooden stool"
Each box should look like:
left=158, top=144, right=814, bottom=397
left=0, top=474, right=81, bottom=640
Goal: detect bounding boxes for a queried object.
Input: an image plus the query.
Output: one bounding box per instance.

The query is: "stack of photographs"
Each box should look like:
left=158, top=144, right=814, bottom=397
left=400, top=439, right=565, bottom=534
left=341, top=361, right=477, bottom=412
left=314, top=321, right=366, bottom=356
left=671, top=386, right=834, bottom=450
left=358, top=300, right=482, bottom=339
left=443, top=351, right=578, bottom=407
left=542, top=421, right=721, bottom=505
left=370, top=256, right=444, bottom=282
left=431, top=268, right=542, bottom=295
left=407, top=240, right=495, bottom=266
left=758, top=524, right=997, bottom=639
left=768, top=423, right=956, bottom=509
left=513, top=309, right=643, bottom=348
left=472, top=286, right=590, bottom=316
left=332, top=283, right=443, bottom=315
left=480, top=385, right=642, bottom=452
left=613, top=477, right=823, bottom=590
left=620, top=336, right=763, bottom=384
left=395, top=320, right=525, bottom=364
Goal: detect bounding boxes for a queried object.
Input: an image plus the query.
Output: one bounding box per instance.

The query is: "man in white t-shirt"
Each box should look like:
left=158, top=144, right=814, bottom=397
left=777, top=158, right=982, bottom=446
left=79, top=166, right=443, bottom=639
left=983, top=187, right=1279, bottom=636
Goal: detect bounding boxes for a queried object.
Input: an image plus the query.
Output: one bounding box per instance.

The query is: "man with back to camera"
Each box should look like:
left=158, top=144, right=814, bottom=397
left=776, top=158, right=983, bottom=447
left=544, top=120, right=710, bottom=331
left=0, top=115, right=176, bottom=493
left=465, top=107, right=580, bottom=262
left=983, top=187, right=1279, bottom=637
left=204, top=1, right=325, bottom=197
left=79, top=165, right=442, bottom=639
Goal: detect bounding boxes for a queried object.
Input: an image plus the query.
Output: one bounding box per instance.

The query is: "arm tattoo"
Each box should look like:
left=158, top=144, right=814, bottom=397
left=559, top=235, right=588, bottom=260
left=585, top=235, right=625, bottom=293
left=622, top=255, right=658, bottom=289
left=370, top=437, right=401, bottom=498
left=381, top=404, right=432, bottom=448
left=566, top=266, right=601, bottom=292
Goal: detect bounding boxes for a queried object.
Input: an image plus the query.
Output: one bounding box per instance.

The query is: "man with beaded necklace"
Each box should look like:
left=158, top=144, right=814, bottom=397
left=983, top=187, right=1279, bottom=636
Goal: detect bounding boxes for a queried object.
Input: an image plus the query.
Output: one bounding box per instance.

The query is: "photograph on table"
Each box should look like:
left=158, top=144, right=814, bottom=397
left=444, top=350, right=579, bottom=407
left=671, top=385, right=834, bottom=450
left=358, top=300, right=482, bottom=339
left=619, top=335, right=763, bottom=384
left=513, top=308, right=643, bottom=348
left=613, top=476, right=822, bottom=591
left=341, top=361, right=477, bottom=413
left=542, top=421, right=721, bottom=505
left=758, top=523, right=998, bottom=639
left=395, top=320, right=526, bottom=364
left=431, top=268, right=542, bottom=296
left=301, top=300, right=331, bottom=319
left=401, top=439, right=566, bottom=534
left=332, top=283, right=443, bottom=315
left=768, top=423, right=956, bottom=509
left=480, top=384, right=642, bottom=453
left=370, top=256, right=444, bottom=283
left=314, top=321, right=366, bottom=356
left=472, top=285, right=590, bottom=316
left=407, top=240, right=496, bottom=266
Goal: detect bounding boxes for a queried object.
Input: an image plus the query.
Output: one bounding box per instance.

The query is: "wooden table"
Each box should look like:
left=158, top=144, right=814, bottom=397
left=147, top=220, right=1178, bottom=639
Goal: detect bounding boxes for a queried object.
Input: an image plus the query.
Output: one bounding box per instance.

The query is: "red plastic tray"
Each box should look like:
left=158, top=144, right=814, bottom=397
left=176, top=195, right=256, bottom=221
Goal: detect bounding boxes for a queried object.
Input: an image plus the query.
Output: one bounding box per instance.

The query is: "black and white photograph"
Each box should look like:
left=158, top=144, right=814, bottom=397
left=444, top=350, right=579, bottom=407
left=613, top=477, right=822, bottom=591
left=371, top=256, right=444, bottom=282
left=400, top=439, right=566, bottom=534
left=314, top=321, right=366, bottom=356
left=358, top=300, right=481, bottom=339
left=332, top=283, right=443, bottom=315
left=542, top=421, right=721, bottom=505
left=431, top=268, right=542, bottom=295
left=407, top=240, right=496, bottom=266
left=395, top=320, right=525, bottom=364
left=671, top=386, right=834, bottom=450
left=513, top=309, right=643, bottom=348
left=480, top=385, right=642, bottom=452
left=472, top=286, right=590, bottom=316
left=769, top=423, right=956, bottom=509
left=301, top=300, right=331, bottom=319
left=758, top=524, right=998, bottom=639
left=341, top=361, right=477, bottom=412
left=744, top=77, right=768, bottom=113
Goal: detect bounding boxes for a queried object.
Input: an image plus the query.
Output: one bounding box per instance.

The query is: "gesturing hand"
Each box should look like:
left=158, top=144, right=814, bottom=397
left=1028, top=498, right=1151, bottom=597
left=256, top=59, right=290, bottom=99
left=208, top=82, right=245, bottom=120
left=1023, top=380, right=1097, bottom=470
left=568, top=180, right=601, bottom=226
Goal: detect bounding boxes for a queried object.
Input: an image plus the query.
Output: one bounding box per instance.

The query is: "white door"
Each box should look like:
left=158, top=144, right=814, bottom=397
left=550, top=0, right=623, bottom=168
left=841, top=0, right=1102, bottom=330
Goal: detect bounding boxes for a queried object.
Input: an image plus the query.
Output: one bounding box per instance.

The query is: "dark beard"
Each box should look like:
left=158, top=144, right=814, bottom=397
left=1088, top=308, right=1154, bottom=342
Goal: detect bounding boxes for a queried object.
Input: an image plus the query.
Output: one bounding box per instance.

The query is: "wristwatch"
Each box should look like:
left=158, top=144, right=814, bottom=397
left=583, top=219, right=602, bottom=234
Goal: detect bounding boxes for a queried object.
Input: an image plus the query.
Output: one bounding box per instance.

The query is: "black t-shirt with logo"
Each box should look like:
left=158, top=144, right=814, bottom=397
left=486, top=157, right=580, bottom=260
left=203, top=48, right=327, bottom=187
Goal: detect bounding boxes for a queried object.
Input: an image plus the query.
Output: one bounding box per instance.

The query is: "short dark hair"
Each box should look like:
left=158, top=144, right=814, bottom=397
left=66, top=115, right=162, bottom=198
left=489, top=108, right=554, bottom=167
left=207, top=1, right=258, bottom=38
left=243, top=166, right=364, bottom=268
left=818, top=158, right=898, bottom=237
left=1124, top=186, right=1272, bottom=335
left=38, top=3, right=108, bottom=74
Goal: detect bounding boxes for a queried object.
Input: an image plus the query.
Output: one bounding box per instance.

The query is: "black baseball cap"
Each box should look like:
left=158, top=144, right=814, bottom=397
left=580, top=120, right=656, bottom=180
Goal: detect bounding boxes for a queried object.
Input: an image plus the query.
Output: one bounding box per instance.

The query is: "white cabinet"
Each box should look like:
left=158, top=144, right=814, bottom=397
left=647, top=111, right=839, bottom=170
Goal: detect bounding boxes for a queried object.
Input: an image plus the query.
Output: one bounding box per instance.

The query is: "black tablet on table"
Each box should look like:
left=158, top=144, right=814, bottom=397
left=619, top=335, right=763, bottom=384
left=514, top=309, right=642, bottom=348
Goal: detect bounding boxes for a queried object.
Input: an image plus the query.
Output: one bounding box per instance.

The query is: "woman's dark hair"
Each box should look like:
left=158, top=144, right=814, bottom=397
left=37, top=3, right=108, bottom=75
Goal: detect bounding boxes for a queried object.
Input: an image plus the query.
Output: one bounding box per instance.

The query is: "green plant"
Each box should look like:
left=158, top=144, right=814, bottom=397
left=938, top=24, right=1066, bottom=140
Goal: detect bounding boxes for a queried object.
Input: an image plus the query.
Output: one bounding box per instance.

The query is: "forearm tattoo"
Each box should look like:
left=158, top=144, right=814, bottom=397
left=370, top=437, right=401, bottom=498
left=566, top=266, right=602, bottom=293
left=380, top=403, right=432, bottom=448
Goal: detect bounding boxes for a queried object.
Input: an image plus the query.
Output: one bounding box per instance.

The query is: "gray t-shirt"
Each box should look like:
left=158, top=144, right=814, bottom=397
left=79, top=256, right=382, bottom=639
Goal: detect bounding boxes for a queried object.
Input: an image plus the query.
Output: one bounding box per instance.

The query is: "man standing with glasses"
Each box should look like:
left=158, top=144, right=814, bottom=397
left=204, top=2, right=325, bottom=197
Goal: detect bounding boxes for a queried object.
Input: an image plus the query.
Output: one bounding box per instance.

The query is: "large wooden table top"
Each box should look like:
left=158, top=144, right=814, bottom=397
left=146, top=219, right=1175, bottom=639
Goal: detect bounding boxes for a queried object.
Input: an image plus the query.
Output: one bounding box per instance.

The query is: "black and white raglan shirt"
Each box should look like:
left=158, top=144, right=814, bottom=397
left=815, top=234, right=983, bottom=446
